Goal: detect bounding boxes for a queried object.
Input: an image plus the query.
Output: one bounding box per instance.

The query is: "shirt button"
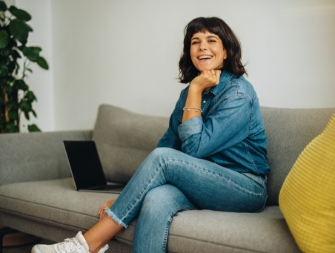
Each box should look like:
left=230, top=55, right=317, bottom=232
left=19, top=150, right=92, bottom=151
left=203, top=100, right=206, bottom=103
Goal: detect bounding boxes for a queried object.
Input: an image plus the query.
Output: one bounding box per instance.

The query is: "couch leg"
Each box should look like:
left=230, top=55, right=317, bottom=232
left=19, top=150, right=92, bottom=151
left=0, top=227, right=17, bottom=253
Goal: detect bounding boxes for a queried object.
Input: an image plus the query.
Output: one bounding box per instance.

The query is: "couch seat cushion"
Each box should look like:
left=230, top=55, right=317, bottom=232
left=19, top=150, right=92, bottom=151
left=0, top=178, right=116, bottom=231
left=1, top=178, right=300, bottom=253
left=116, top=206, right=301, bottom=253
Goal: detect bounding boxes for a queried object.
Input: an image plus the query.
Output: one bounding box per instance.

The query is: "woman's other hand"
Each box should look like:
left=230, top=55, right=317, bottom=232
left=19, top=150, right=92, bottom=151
left=98, top=199, right=115, bottom=220
left=190, top=70, right=221, bottom=93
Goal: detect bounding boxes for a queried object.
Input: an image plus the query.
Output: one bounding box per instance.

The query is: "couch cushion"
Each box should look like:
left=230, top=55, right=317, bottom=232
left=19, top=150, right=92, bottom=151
left=0, top=130, right=92, bottom=186
left=0, top=178, right=114, bottom=231
left=260, top=107, right=335, bottom=205
left=92, top=104, right=169, bottom=184
left=0, top=178, right=300, bottom=253
left=115, top=207, right=300, bottom=253
left=279, top=113, right=335, bottom=253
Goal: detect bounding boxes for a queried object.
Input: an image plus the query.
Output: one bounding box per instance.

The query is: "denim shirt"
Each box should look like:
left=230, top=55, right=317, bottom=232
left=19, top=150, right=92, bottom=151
left=157, top=70, right=270, bottom=176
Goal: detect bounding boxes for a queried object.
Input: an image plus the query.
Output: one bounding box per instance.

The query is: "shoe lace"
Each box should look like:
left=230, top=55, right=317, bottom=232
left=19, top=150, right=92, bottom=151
left=55, top=238, right=84, bottom=252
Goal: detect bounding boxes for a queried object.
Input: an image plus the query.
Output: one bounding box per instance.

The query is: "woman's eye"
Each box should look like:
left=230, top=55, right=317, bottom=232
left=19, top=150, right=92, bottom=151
left=209, top=40, right=216, bottom=43
left=191, top=41, right=199, bottom=45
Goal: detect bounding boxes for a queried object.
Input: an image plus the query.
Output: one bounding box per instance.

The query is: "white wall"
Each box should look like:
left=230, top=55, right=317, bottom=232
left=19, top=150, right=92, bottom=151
left=13, top=0, right=335, bottom=131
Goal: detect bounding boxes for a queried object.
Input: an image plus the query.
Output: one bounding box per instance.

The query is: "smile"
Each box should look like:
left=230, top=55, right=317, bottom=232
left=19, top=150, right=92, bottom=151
left=198, top=55, right=213, bottom=60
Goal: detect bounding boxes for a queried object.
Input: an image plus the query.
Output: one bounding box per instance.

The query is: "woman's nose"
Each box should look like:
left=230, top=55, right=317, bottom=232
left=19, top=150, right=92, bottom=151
left=199, top=41, right=208, bottom=50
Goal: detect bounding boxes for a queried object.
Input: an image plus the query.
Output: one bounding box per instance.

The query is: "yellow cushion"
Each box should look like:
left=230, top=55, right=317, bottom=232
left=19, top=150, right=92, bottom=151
left=279, top=113, right=335, bottom=253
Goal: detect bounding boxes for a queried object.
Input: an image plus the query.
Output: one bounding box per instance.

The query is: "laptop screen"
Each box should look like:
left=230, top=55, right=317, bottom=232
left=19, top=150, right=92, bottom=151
left=64, top=141, right=107, bottom=190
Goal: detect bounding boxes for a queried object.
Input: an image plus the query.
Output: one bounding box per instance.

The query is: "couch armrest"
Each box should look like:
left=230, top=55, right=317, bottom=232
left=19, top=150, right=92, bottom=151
left=0, top=130, right=92, bottom=186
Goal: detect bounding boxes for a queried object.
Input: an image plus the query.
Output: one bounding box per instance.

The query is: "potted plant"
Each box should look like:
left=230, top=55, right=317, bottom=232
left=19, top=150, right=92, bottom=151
left=0, top=1, right=49, bottom=133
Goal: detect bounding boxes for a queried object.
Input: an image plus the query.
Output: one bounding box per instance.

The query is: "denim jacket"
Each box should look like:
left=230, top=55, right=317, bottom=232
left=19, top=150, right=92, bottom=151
left=157, top=70, right=270, bottom=176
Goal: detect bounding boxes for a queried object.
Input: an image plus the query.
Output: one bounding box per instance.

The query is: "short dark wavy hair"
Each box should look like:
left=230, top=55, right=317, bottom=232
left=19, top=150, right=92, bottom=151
left=179, top=17, right=247, bottom=83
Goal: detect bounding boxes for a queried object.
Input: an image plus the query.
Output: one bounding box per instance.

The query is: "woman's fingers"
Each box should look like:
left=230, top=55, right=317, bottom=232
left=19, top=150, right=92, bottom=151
left=98, top=199, right=116, bottom=220
left=202, top=69, right=221, bottom=85
left=98, top=204, right=106, bottom=220
left=215, top=70, right=221, bottom=84
left=190, top=69, right=221, bottom=93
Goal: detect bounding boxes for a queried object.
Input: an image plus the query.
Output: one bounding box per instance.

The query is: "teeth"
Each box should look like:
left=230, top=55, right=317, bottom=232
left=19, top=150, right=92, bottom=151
left=198, top=55, right=212, bottom=59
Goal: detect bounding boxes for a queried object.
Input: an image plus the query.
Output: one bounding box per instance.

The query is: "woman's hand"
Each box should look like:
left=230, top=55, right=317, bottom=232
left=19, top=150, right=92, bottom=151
left=190, top=69, right=221, bottom=93
left=98, top=199, right=115, bottom=220
left=181, top=69, right=221, bottom=123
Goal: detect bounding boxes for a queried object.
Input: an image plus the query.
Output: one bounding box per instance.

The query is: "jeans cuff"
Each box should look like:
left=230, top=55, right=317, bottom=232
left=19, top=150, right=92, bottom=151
left=104, top=207, right=128, bottom=228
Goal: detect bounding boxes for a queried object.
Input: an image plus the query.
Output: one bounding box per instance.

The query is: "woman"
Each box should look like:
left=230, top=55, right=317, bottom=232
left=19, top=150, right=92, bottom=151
left=32, top=17, right=269, bottom=253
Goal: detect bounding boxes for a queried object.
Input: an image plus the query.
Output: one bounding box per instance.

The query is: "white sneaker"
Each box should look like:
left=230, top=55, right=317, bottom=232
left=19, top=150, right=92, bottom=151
left=31, top=231, right=109, bottom=253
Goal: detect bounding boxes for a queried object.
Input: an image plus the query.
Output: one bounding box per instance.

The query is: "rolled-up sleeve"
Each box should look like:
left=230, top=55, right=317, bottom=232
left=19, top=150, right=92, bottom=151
left=177, top=95, right=251, bottom=158
left=178, top=116, right=203, bottom=142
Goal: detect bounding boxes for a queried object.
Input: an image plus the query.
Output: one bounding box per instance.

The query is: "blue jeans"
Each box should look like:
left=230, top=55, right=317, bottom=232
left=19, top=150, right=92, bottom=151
left=105, top=148, right=267, bottom=253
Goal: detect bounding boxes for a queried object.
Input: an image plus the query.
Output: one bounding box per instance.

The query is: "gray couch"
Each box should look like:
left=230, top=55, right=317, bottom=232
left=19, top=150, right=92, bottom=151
left=1, top=104, right=334, bottom=253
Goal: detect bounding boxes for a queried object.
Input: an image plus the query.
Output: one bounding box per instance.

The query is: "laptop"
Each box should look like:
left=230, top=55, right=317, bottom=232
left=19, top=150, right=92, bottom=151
left=63, top=140, right=125, bottom=193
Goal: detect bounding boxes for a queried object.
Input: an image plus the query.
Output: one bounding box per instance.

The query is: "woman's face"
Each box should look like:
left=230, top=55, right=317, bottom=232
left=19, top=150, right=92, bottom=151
left=190, top=30, right=227, bottom=72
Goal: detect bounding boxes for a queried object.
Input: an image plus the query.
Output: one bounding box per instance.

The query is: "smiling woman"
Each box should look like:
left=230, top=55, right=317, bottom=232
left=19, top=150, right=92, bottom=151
left=178, top=17, right=248, bottom=123
left=32, top=17, right=269, bottom=253
left=179, top=17, right=246, bottom=84
left=190, top=31, right=227, bottom=72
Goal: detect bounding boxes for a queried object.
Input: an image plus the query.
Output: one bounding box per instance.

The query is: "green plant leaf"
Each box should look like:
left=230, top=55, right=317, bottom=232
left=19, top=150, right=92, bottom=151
left=25, top=90, right=37, bottom=102
left=0, top=48, right=11, bottom=57
left=8, top=6, right=31, bottom=21
left=28, top=124, right=41, bottom=132
left=17, top=45, right=24, bottom=51
left=6, top=99, right=18, bottom=110
left=5, top=122, right=18, bottom=133
left=9, top=19, right=33, bottom=43
left=24, top=111, right=29, bottom=120
left=0, top=63, right=8, bottom=76
left=31, top=109, right=37, bottom=117
left=12, top=49, right=21, bottom=59
left=7, top=61, right=16, bottom=74
left=8, top=110, right=19, bottom=120
left=0, top=118, right=5, bottom=128
left=14, top=79, right=28, bottom=91
left=21, top=101, right=32, bottom=112
left=0, top=55, right=9, bottom=64
left=36, top=56, right=48, bottom=70
left=0, top=77, right=4, bottom=87
left=7, top=36, right=17, bottom=48
left=0, top=30, right=9, bottom=49
left=0, top=1, right=7, bottom=12
left=6, top=85, right=15, bottom=95
left=22, top=46, right=41, bottom=61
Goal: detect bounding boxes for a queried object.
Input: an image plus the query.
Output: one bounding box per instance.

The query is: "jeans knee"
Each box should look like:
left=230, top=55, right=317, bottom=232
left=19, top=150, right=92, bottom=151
left=149, top=147, right=172, bottom=159
left=149, top=147, right=184, bottom=160
left=141, top=185, right=172, bottom=213
left=141, top=185, right=195, bottom=216
left=145, top=147, right=183, bottom=168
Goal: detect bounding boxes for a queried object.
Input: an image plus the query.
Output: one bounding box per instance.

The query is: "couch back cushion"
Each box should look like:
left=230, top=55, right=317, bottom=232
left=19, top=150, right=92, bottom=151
left=93, top=104, right=335, bottom=205
left=92, top=104, right=169, bottom=183
left=261, top=107, right=335, bottom=205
